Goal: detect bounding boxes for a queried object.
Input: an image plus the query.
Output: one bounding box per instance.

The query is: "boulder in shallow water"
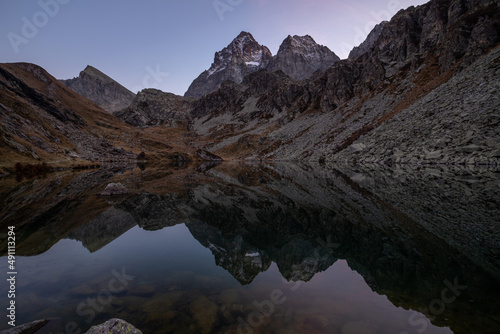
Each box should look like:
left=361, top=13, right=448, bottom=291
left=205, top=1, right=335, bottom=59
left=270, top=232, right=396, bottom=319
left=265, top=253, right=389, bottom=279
left=85, top=318, right=142, bottom=334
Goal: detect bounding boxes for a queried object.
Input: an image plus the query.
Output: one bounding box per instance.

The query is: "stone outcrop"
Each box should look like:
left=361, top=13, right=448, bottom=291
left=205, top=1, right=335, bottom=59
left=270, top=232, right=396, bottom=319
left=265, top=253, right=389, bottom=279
left=348, top=21, right=388, bottom=59
left=114, top=89, right=192, bottom=127
left=85, top=318, right=142, bottom=334
left=60, top=65, right=135, bottom=113
left=268, top=34, right=340, bottom=80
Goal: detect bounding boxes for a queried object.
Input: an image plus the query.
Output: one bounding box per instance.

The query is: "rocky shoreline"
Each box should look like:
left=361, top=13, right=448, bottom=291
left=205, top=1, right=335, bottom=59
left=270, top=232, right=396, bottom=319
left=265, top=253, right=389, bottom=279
left=0, top=318, right=142, bottom=334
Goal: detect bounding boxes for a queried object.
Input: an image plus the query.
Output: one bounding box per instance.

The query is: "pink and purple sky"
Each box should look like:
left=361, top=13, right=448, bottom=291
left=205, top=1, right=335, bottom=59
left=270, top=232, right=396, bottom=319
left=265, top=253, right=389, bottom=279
left=1, top=0, right=428, bottom=95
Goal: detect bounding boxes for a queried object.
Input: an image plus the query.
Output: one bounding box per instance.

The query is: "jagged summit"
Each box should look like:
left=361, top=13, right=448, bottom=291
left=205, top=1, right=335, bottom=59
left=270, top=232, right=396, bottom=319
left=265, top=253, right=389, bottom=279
left=267, top=34, right=340, bottom=80
left=207, top=31, right=272, bottom=75
left=60, top=65, right=135, bottom=113
left=279, top=35, right=318, bottom=50
left=184, top=31, right=272, bottom=98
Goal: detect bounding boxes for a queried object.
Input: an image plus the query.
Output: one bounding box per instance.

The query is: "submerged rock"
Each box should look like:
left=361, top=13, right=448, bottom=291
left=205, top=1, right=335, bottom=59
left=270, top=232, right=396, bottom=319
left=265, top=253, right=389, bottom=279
left=99, top=183, right=130, bottom=196
left=190, top=296, right=219, bottom=334
left=85, top=318, right=142, bottom=334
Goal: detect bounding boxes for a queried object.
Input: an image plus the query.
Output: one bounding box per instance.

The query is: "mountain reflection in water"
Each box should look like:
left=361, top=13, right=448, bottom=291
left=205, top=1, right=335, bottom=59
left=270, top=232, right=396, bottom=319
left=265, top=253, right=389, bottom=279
left=0, top=162, right=499, bottom=334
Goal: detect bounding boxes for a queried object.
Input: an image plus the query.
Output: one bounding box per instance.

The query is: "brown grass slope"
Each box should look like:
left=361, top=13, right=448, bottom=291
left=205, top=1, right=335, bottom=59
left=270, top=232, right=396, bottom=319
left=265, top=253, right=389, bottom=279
left=0, top=63, right=196, bottom=169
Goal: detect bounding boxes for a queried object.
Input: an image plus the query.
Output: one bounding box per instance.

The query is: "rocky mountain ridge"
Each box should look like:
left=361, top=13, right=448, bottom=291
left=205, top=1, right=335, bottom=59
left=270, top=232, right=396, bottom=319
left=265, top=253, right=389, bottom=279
left=60, top=65, right=136, bottom=113
left=184, top=31, right=339, bottom=98
left=114, top=89, right=193, bottom=127
left=267, top=34, right=340, bottom=80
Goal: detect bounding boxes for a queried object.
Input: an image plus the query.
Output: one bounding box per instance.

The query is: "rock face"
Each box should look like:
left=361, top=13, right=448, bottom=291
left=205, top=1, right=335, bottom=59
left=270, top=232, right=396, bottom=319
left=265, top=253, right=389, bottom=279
left=268, top=34, right=340, bottom=80
left=348, top=21, right=388, bottom=59
left=184, top=32, right=273, bottom=98
left=333, top=45, right=500, bottom=165
left=114, top=89, right=192, bottom=127
left=84, top=318, right=142, bottom=334
left=60, top=65, right=135, bottom=113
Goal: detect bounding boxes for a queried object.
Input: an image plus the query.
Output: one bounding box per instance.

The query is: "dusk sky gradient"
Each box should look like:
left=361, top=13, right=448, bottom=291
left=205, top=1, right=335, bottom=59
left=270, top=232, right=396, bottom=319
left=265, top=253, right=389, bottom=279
left=1, top=0, right=429, bottom=95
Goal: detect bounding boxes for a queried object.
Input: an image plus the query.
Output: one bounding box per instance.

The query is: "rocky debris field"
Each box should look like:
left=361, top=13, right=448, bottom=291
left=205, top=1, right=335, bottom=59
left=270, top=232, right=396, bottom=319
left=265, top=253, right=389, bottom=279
left=332, top=45, right=500, bottom=166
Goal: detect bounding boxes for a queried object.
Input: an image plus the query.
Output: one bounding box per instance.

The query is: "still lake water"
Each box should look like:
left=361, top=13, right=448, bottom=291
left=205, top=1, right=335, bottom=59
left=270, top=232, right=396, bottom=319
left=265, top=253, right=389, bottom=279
left=0, top=162, right=499, bottom=333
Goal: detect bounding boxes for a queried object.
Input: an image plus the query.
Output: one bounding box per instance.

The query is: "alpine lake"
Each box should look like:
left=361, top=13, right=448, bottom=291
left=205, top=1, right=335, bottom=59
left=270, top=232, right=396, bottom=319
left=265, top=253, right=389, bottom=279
left=0, top=161, right=499, bottom=334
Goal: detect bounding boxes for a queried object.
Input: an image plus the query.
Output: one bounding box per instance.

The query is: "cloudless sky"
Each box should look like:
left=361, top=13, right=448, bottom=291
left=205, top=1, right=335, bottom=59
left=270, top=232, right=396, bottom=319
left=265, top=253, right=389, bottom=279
left=0, top=0, right=429, bottom=95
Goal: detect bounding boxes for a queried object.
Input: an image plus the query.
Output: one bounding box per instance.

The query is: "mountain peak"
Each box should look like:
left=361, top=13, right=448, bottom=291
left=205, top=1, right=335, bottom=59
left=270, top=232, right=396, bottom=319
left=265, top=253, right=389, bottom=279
left=61, top=65, right=135, bottom=113
left=268, top=34, right=340, bottom=80
left=236, top=31, right=254, bottom=39
left=81, top=65, right=115, bottom=84
left=184, top=32, right=273, bottom=98
left=280, top=35, right=318, bottom=51
left=225, top=31, right=265, bottom=58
